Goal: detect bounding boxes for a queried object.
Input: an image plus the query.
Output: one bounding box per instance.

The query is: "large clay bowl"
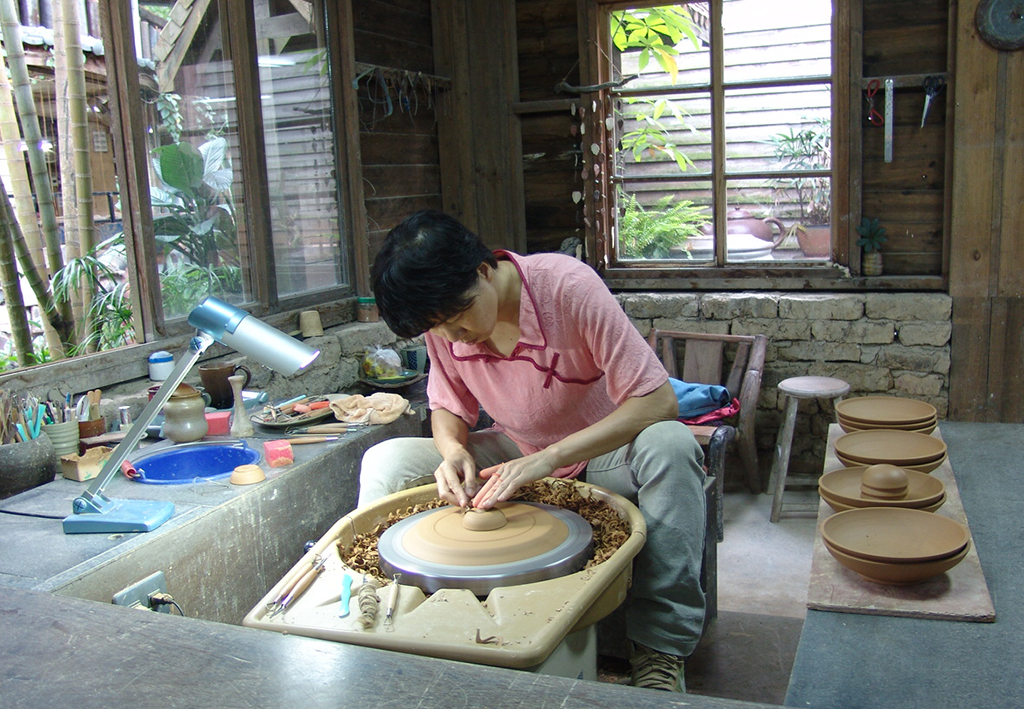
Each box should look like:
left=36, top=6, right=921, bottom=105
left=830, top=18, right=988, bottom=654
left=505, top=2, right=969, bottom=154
left=823, top=538, right=970, bottom=585
left=820, top=507, right=969, bottom=563
left=819, top=466, right=945, bottom=508
left=819, top=487, right=946, bottom=514
left=835, top=396, right=937, bottom=425
left=835, top=451, right=947, bottom=473
left=834, top=430, right=947, bottom=466
left=838, top=416, right=937, bottom=435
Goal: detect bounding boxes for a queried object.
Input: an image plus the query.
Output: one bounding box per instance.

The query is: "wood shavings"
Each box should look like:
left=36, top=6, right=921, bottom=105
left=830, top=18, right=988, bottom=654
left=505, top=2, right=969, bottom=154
left=475, top=629, right=503, bottom=645
left=337, top=479, right=631, bottom=583
left=354, top=577, right=382, bottom=630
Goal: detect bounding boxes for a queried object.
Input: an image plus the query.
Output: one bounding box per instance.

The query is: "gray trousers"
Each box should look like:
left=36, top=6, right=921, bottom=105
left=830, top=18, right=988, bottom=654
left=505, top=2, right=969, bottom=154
left=357, top=420, right=707, bottom=657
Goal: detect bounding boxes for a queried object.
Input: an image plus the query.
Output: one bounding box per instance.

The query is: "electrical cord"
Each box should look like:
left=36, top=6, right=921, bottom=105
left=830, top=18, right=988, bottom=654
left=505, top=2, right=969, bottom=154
left=149, top=591, right=185, bottom=616
left=0, top=509, right=64, bottom=520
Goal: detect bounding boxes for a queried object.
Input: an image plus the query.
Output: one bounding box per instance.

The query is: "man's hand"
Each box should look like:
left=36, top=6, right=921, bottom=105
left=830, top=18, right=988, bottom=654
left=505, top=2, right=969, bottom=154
left=472, top=450, right=558, bottom=509
left=433, top=447, right=480, bottom=507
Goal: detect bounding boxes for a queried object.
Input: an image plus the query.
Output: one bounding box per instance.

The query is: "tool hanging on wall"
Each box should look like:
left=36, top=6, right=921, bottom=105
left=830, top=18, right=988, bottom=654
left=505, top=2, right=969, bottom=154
left=865, top=79, right=883, bottom=126
left=920, top=76, right=945, bottom=128
left=884, top=79, right=895, bottom=163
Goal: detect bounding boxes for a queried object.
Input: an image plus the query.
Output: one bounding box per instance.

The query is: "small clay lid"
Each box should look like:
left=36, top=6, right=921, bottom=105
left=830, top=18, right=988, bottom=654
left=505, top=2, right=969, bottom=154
left=860, top=464, right=910, bottom=499
left=171, top=383, right=202, bottom=399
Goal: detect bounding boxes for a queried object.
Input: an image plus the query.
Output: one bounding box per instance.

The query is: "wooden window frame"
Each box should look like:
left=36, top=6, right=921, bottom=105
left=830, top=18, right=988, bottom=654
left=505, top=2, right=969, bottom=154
left=103, top=0, right=364, bottom=342
left=581, top=0, right=940, bottom=291
left=0, top=0, right=365, bottom=392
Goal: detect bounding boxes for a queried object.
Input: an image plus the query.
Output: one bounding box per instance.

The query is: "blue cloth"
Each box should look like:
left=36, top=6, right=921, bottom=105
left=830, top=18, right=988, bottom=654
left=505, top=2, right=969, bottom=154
left=669, top=377, right=731, bottom=418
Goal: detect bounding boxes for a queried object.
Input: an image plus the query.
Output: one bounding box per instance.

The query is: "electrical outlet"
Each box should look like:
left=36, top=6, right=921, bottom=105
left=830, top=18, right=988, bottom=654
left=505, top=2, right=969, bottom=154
left=112, top=571, right=170, bottom=613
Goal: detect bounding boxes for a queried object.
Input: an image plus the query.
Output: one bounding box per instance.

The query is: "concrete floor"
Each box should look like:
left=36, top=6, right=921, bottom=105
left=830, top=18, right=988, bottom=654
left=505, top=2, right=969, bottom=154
left=600, top=489, right=818, bottom=705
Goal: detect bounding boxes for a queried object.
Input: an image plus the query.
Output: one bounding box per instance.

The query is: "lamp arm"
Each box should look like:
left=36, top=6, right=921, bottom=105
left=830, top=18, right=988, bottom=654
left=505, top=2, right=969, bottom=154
left=71, top=332, right=215, bottom=515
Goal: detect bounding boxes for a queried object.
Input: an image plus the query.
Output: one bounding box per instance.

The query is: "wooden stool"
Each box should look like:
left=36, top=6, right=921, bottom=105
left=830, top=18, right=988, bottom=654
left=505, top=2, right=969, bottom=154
left=769, top=376, right=850, bottom=522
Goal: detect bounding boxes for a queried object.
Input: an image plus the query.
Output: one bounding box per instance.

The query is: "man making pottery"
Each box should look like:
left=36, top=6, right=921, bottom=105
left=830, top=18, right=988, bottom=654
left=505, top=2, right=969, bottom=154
left=358, top=210, right=707, bottom=692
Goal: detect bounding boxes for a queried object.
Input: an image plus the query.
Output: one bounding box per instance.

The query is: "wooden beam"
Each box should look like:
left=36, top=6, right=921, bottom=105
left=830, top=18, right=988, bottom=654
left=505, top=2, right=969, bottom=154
left=99, top=0, right=162, bottom=339
left=327, top=0, right=368, bottom=295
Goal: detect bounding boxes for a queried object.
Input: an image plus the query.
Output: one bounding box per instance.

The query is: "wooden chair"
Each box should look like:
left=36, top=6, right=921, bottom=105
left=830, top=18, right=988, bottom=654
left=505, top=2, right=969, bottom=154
left=649, top=329, right=768, bottom=497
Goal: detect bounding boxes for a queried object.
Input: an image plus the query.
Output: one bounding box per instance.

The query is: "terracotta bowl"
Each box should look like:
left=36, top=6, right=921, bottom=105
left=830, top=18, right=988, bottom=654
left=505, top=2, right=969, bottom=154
left=820, top=507, right=969, bottom=563
left=838, top=417, right=938, bottom=435
left=834, top=430, right=947, bottom=466
left=230, top=464, right=266, bottom=485
left=819, top=465, right=945, bottom=508
left=835, top=396, right=937, bottom=425
left=823, top=538, right=970, bottom=585
left=836, top=451, right=947, bottom=473
left=819, top=488, right=946, bottom=513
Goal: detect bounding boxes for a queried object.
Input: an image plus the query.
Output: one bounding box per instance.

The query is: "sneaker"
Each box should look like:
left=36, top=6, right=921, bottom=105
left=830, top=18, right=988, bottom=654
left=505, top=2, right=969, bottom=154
left=629, top=643, right=685, bottom=692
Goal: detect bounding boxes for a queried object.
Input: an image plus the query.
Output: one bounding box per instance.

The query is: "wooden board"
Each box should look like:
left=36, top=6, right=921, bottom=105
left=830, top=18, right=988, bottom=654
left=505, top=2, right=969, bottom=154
left=806, top=424, right=996, bottom=622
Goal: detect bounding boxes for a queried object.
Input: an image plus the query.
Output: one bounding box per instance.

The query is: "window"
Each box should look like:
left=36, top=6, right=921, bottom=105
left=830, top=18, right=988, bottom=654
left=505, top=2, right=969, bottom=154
left=131, top=0, right=353, bottom=325
left=592, top=0, right=835, bottom=273
left=0, top=0, right=357, bottom=373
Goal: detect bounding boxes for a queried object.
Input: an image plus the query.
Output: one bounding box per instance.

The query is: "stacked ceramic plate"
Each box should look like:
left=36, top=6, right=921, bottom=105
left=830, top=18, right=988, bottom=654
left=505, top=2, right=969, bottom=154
left=818, top=464, right=947, bottom=512
left=820, top=507, right=970, bottom=585
left=836, top=396, right=937, bottom=434
left=833, top=429, right=948, bottom=473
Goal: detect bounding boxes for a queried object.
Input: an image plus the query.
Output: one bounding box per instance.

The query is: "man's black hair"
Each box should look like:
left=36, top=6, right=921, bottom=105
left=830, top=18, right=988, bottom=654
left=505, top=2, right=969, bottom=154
left=371, top=210, right=498, bottom=338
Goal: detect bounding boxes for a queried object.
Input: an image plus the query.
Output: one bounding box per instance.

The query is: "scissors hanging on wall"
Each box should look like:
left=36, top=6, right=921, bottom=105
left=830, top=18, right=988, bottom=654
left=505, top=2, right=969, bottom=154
left=865, top=79, right=883, bottom=126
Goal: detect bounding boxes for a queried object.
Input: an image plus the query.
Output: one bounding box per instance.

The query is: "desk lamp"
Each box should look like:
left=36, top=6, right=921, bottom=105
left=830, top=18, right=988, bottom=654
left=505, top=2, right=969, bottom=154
left=62, top=296, right=320, bottom=534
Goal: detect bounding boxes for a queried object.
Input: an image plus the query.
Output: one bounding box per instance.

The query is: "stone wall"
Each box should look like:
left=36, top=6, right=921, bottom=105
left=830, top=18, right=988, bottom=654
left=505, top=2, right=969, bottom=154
left=619, top=291, right=952, bottom=481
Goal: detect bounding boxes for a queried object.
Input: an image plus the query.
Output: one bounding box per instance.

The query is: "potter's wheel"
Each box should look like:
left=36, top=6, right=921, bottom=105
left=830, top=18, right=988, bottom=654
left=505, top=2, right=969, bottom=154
left=378, top=502, right=593, bottom=595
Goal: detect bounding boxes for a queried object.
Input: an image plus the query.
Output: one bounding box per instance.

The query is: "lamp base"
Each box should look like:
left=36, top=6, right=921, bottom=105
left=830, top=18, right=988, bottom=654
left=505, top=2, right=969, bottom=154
left=62, top=499, right=175, bottom=534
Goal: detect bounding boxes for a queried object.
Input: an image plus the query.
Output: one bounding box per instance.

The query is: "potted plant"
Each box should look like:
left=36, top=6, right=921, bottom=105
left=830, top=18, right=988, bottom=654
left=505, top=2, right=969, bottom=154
left=617, top=193, right=709, bottom=259
left=856, top=217, right=887, bottom=276
left=766, top=118, right=831, bottom=257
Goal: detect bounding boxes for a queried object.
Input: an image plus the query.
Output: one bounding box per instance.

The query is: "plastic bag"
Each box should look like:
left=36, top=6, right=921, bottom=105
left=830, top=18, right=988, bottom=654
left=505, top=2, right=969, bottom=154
left=362, top=346, right=403, bottom=379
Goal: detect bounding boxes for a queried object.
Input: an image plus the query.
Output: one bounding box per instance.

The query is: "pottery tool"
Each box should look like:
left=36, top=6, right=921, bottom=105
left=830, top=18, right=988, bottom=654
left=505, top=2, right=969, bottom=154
left=383, top=574, right=400, bottom=632
left=283, top=436, right=341, bottom=445
left=338, top=574, right=353, bottom=618
left=269, top=555, right=327, bottom=617
left=285, top=423, right=359, bottom=435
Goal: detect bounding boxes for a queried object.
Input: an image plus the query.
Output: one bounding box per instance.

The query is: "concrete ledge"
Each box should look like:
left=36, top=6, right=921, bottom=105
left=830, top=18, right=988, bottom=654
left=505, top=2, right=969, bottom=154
left=0, top=413, right=423, bottom=625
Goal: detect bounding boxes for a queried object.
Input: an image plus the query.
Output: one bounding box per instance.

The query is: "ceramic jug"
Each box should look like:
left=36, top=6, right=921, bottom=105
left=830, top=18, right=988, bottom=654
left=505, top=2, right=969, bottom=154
left=162, top=384, right=209, bottom=443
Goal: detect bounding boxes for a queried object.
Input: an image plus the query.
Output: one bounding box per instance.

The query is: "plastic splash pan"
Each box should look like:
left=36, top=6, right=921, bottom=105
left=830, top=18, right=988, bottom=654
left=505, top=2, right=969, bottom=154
left=131, top=440, right=260, bottom=485
left=243, top=480, right=645, bottom=670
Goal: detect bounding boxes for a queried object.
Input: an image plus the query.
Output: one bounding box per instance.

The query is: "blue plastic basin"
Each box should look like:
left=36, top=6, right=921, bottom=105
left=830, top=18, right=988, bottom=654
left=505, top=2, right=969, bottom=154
left=131, top=442, right=260, bottom=485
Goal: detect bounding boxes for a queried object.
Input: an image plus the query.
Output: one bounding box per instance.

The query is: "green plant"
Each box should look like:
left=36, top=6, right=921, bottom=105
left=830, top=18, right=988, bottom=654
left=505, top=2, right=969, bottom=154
left=617, top=193, right=708, bottom=259
left=855, top=217, right=888, bottom=252
left=150, top=138, right=236, bottom=265
left=766, top=117, right=831, bottom=227
left=51, top=233, right=136, bottom=353
left=611, top=7, right=702, bottom=173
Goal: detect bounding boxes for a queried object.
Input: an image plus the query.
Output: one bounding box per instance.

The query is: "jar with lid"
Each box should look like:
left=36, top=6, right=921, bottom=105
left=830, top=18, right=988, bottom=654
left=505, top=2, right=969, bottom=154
left=162, top=384, right=209, bottom=443
left=356, top=296, right=379, bottom=323
left=148, top=350, right=175, bottom=381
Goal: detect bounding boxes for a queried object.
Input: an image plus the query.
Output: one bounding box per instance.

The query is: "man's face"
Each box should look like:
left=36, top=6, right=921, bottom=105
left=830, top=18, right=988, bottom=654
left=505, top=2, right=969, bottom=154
left=428, top=267, right=497, bottom=345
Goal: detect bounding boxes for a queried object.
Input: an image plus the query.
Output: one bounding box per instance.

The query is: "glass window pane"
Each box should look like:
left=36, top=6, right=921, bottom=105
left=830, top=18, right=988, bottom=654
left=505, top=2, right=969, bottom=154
left=722, top=0, right=832, bottom=83
left=724, top=84, right=830, bottom=174
left=143, top=1, right=248, bottom=319
left=254, top=2, right=347, bottom=297
left=612, top=3, right=712, bottom=90
left=614, top=181, right=713, bottom=261
left=613, top=91, right=712, bottom=180
left=725, top=178, right=831, bottom=263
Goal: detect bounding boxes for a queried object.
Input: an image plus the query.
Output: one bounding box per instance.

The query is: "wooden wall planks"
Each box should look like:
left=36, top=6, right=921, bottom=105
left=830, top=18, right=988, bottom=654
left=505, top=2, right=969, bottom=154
left=949, top=1, right=1024, bottom=421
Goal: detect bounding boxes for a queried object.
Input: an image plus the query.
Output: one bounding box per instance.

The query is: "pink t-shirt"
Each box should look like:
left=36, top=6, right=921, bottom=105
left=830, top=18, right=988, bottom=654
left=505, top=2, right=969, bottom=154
left=425, top=251, right=668, bottom=478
